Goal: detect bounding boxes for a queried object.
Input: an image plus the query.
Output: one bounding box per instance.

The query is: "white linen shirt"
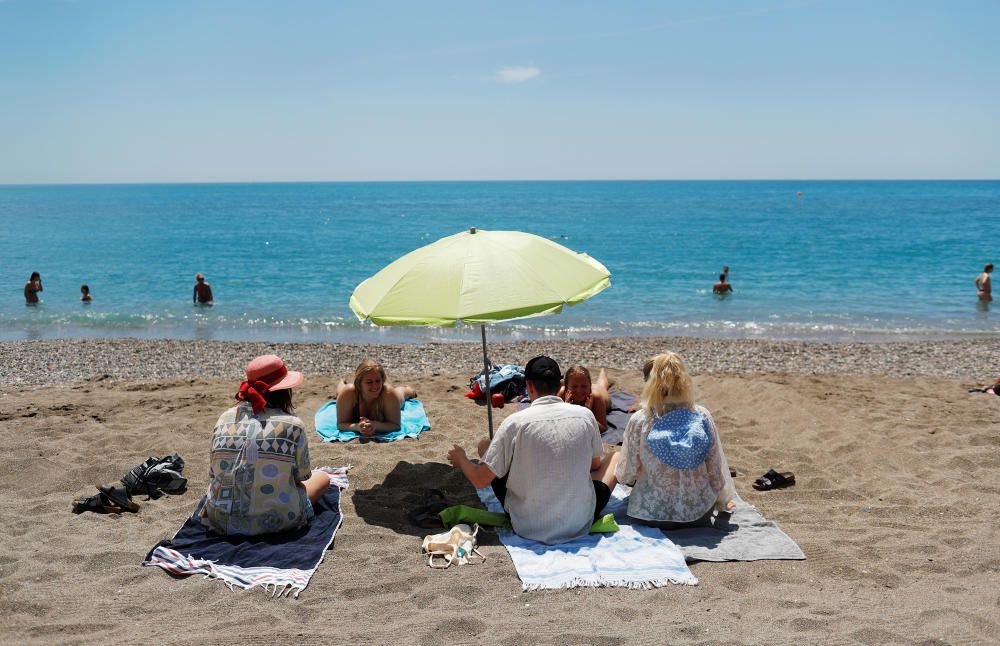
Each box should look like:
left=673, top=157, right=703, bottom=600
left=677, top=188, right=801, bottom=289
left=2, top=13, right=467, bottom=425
left=482, top=395, right=604, bottom=545
left=615, top=404, right=735, bottom=523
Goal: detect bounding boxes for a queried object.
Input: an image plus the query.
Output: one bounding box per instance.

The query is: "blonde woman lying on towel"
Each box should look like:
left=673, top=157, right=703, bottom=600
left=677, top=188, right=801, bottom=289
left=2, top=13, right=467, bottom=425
left=335, top=358, right=417, bottom=436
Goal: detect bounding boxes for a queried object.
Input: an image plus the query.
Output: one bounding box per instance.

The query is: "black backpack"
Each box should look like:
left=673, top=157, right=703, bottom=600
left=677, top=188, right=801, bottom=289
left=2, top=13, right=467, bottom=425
left=121, top=454, right=188, bottom=500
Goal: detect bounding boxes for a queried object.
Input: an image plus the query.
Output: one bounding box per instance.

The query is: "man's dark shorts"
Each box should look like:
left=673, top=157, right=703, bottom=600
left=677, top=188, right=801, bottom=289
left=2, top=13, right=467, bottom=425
left=491, top=475, right=612, bottom=522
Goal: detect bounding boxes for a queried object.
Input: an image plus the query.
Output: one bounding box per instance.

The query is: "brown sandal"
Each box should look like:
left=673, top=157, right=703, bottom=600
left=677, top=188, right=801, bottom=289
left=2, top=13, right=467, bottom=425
left=72, top=492, right=124, bottom=514
left=97, top=484, right=141, bottom=512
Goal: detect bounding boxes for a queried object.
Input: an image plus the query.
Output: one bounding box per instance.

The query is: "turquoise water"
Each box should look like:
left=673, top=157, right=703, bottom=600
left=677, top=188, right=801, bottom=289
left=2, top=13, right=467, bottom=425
left=1, top=181, right=997, bottom=342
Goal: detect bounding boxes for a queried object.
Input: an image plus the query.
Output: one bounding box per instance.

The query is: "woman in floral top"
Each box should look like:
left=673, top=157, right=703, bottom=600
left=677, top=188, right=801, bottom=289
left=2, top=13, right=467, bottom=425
left=615, top=352, right=736, bottom=528
left=200, top=354, right=330, bottom=536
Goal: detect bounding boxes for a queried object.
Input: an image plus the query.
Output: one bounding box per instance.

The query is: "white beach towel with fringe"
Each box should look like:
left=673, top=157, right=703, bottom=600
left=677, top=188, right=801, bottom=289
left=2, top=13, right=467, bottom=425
left=476, top=486, right=696, bottom=590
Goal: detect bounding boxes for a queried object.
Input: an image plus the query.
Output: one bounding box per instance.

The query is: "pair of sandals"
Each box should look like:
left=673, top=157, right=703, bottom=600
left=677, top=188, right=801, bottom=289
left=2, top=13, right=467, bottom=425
left=72, top=484, right=140, bottom=514
left=408, top=489, right=449, bottom=529
left=752, top=469, right=795, bottom=491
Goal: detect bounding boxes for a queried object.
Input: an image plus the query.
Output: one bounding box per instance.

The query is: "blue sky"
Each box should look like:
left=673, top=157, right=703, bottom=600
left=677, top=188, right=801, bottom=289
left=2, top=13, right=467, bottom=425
left=0, top=0, right=997, bottom=182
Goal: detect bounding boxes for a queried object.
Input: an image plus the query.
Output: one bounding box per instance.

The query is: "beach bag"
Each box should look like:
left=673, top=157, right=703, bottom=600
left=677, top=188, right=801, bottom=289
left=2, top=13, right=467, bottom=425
left=647, top=409, right=714, bottom=470
left=468, top=364, right=526, bottom=401
left=421, top=523, right=485, bottom=569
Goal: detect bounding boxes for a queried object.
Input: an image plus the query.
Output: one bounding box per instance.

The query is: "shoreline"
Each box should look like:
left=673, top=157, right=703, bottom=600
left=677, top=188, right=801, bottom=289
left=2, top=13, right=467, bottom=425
left=3, top=336, right=998, bottom=387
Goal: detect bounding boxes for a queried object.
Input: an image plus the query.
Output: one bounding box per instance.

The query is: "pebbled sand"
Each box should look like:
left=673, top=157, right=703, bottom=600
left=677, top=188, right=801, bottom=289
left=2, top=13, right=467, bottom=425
left=1, top=338, right=998, bottom=645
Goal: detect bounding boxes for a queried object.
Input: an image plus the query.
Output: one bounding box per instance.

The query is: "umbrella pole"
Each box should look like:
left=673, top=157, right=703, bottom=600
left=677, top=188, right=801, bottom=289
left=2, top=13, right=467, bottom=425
left=481, top=324, right=494, bottom=439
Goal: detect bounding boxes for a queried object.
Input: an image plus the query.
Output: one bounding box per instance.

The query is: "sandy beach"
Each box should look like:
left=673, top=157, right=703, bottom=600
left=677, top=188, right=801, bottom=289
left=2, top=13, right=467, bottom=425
left=1, top=337, right=998, bottom=645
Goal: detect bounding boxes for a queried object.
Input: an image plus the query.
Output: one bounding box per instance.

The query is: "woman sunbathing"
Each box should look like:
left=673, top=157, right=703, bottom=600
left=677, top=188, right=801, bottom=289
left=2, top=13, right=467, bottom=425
left=615, top=351, right=736, bottom=528
left=335, top=358, right=417, bottom=436
left=558, top=365, right=613, bottom=433
left=200, top=354, right=330, bottom=536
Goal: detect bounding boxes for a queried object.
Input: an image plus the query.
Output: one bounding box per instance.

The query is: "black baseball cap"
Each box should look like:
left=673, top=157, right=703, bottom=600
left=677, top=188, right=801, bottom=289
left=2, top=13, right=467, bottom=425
left=524, top=356, right=561, bottom=381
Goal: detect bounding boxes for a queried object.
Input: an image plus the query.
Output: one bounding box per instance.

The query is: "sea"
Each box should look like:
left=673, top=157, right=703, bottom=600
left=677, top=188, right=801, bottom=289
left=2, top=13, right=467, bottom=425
left=1, top=181, right=997, bottom=343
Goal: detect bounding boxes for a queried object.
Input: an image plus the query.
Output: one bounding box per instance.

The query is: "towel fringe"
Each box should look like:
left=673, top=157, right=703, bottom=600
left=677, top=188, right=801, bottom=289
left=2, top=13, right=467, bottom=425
left=143, top=504, right=342, bottom=600
left=521, top=574, right=697, bottom=592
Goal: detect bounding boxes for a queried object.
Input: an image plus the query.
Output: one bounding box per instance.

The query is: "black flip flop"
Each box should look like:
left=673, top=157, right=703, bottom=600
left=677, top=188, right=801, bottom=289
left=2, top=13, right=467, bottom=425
left=423, top=489, right=448, bottom=507
left=409, top=489, right=449, bottom=528
left=752, top=469, right=795, bottom=491
left=408, top=508, right=444, bottom=529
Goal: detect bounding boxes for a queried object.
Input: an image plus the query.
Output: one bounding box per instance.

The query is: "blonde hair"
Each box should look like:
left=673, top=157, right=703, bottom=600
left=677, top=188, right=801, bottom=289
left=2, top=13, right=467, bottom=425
left=640, top=352, right=695, bottom=416
left=563, top=365, right=592, bottom=387
left=353, top=358, right=387, bottom=421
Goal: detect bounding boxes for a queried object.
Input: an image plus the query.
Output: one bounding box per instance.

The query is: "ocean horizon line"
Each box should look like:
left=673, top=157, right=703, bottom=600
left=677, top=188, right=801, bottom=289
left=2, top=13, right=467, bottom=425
left=2, top=178, right=998, bottom=188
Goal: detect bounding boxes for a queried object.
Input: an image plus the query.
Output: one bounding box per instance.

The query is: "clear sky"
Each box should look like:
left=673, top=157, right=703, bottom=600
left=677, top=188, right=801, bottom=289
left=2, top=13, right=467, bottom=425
left=1, top=0, right=997, bottom=183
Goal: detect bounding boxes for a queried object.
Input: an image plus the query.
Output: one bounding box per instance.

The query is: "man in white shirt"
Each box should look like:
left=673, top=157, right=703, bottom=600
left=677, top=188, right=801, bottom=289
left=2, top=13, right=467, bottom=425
left=448, top=356, right=618, bottom=545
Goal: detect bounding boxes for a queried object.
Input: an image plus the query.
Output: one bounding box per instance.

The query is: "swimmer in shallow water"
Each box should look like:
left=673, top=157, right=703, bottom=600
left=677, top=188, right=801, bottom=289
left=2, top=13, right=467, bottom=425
left=80, top=284, right=92, bottom=302
left=713, top=273, right=733, bottom=295
left=193, top=273, right=213, bottom=305
left=24, top=272, right=42, bottom=304
left=975, top=263, right=992, bottom=302
left=335, top=359, right=417, bottom=436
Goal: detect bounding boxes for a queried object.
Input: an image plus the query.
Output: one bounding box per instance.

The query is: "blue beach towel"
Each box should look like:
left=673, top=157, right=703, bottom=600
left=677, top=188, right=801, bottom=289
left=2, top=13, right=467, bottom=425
left=476, top=486, right=696, bottom=591
left=314, top=399, right=431, bottom=443
left=142, top=473, right=346, bottom=598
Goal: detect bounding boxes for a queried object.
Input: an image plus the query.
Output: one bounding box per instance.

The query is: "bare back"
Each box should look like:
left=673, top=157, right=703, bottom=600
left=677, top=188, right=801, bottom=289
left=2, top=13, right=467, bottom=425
left=976, top=272, right=992, bottom=301
left=24, top=280, right=41, bottom=303
left=194, top=282, right=213, bottom=304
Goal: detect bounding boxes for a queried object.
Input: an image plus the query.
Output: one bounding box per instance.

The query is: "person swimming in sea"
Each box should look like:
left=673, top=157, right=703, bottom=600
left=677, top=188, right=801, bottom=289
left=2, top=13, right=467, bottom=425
left=975, top=263, right=992, bottom=302
left=193, top=273, right=213, bottom=305
left=24, top=272, right=42, bottom=304
left=80, top=284, right=92, bottom=302
left=713, top=273, right=733, bottom=295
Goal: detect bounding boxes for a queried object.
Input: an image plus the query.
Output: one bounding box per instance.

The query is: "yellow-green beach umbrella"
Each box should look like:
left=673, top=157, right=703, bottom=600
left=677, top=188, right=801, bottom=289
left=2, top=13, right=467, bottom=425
left=350, top=227, right=611, bottom=436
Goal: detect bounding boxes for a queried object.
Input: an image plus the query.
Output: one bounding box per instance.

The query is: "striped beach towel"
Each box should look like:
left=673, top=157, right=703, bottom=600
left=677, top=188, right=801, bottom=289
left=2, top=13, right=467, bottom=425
left=142, top=467, right=348, bottom=598
left=477, top=485, right=696, bottom=591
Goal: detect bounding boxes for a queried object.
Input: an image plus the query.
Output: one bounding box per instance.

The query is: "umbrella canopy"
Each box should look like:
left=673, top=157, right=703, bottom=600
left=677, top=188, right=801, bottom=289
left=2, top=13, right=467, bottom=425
left=349, top=228, right=610, bottom=326
left=349, top=228, right=611, bottom=438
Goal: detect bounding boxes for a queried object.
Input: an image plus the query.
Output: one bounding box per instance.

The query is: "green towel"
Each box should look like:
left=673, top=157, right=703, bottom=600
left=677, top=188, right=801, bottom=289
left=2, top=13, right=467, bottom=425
left=438, top=505, right=510, bottom=529
left=438, top=505, right=619, bottom=534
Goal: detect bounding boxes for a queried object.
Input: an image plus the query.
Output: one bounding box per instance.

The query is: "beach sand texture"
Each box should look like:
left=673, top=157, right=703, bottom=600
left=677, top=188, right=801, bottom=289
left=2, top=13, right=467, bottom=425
left=1, top=338, right=998, bottom=645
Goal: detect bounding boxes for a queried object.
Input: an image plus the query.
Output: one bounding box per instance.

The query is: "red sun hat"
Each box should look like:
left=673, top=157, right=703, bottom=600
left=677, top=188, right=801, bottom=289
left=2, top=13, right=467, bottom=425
left=245, top=354, right=304, bottom=391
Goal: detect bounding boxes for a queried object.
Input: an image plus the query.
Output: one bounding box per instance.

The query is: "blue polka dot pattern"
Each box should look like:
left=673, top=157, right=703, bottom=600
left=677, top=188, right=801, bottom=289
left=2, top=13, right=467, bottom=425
left=646, top=408, right=714, bottom=470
